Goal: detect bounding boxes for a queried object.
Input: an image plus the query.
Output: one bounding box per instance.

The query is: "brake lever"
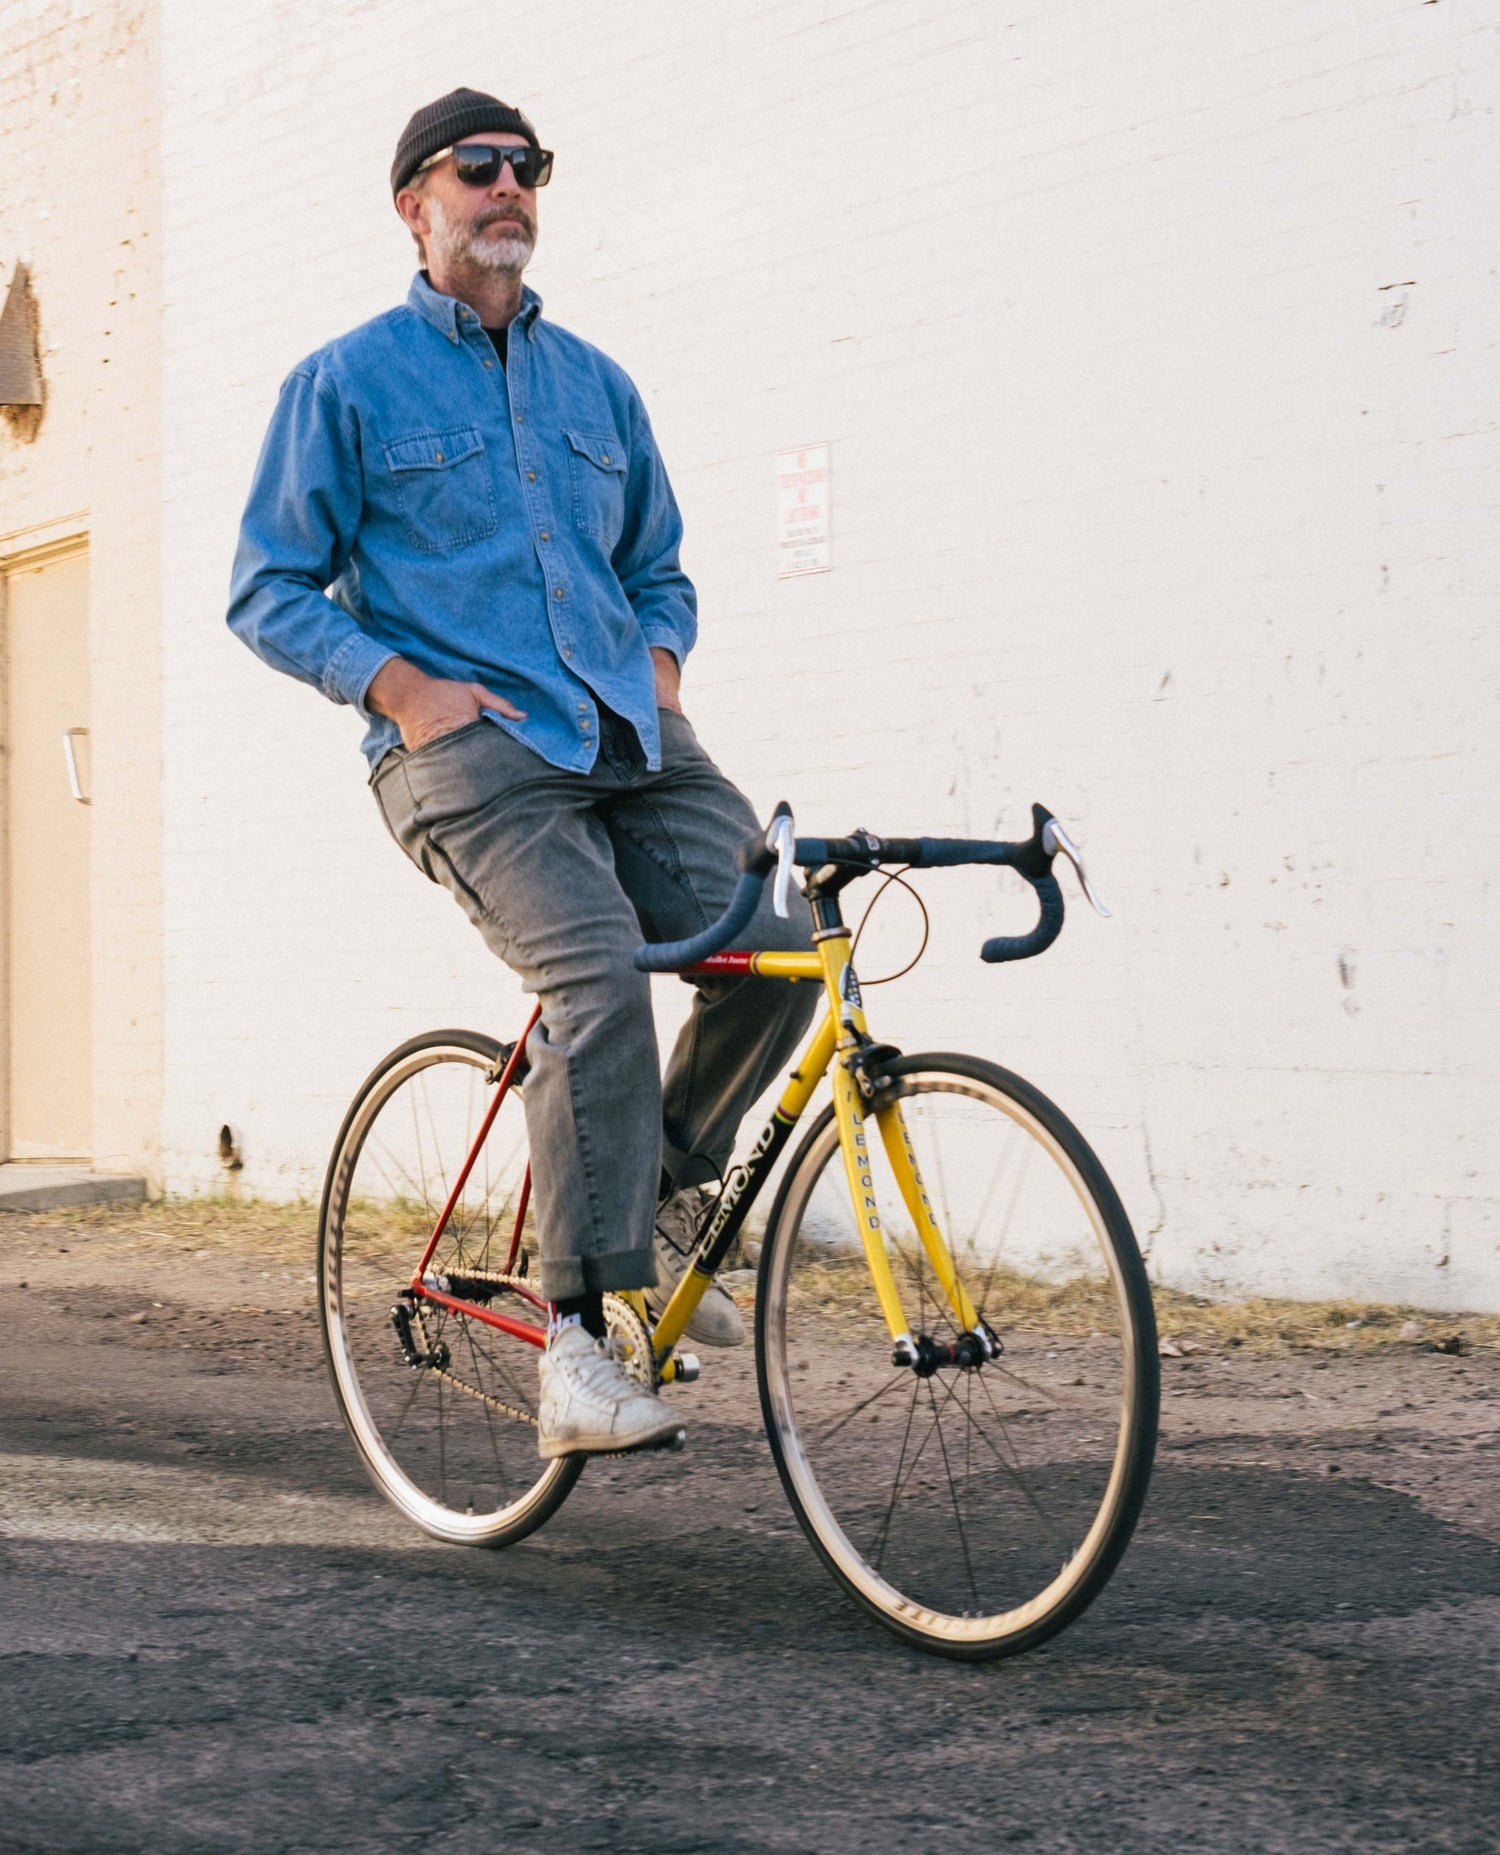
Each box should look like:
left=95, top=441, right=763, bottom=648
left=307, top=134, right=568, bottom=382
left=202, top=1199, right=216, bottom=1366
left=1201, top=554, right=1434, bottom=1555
left=768, top=809, right=797, bottom=918
left=1041, top=818, right=1111, bottom=917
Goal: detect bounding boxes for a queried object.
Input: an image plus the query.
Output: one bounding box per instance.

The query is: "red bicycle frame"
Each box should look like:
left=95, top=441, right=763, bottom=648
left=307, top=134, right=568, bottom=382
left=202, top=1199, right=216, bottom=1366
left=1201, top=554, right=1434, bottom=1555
left=406, top=1003, right=550, bottom=1349
left=401, top=957, right=763, bottom=1351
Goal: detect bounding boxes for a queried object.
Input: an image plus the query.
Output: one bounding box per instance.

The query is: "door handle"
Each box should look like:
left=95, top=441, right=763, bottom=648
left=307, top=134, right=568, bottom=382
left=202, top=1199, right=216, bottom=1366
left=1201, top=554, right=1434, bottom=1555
left=61, top=727, right=90, bottom=806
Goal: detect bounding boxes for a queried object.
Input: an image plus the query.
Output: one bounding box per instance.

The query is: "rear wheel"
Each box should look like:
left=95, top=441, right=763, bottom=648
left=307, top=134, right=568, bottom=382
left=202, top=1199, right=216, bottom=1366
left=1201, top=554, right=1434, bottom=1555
left=756, top=1053, right=1158, bottom=1659
left=318, top=1029, right=583, bottom=1546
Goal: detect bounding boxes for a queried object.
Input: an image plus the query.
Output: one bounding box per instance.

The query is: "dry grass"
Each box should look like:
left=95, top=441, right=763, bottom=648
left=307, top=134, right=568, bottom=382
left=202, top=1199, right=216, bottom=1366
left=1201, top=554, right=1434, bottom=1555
left=11, top=1199, right=1496, bottom=1355
left=719, top=1250, right=1497, bottom=1355
left=16, top=1195, right=321, bottom=1268
left=1150, top=1282, right=1498, bottom=1357
left=14, top=1192, right=535, bottom=1278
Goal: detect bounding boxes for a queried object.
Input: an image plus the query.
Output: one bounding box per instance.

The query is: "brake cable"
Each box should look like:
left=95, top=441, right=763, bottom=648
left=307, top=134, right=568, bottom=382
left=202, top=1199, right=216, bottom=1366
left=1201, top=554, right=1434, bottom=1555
left=849, top=866, right=930, bottom=986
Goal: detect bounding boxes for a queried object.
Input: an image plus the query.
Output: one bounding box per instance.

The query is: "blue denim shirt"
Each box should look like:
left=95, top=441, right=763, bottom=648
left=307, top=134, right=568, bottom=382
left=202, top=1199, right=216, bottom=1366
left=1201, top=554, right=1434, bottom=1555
left=227, top=273, right=698, bottom=772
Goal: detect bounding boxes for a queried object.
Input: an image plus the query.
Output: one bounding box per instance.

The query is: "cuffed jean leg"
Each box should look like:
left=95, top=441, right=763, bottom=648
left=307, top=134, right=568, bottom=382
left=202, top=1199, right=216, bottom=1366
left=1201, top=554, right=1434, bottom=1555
left=518, top=928, right=663, bottom=1300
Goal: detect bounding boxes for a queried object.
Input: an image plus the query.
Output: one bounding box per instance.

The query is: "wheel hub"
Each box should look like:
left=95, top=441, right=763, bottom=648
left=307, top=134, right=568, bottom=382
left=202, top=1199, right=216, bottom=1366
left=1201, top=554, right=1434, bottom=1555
left=892, top=1325, right=1003, bottom=1376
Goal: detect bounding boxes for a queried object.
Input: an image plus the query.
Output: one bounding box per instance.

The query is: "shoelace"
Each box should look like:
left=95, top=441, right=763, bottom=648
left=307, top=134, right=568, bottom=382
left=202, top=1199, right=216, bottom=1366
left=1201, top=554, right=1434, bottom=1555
left=554, top=1331, right=637, bottom=1398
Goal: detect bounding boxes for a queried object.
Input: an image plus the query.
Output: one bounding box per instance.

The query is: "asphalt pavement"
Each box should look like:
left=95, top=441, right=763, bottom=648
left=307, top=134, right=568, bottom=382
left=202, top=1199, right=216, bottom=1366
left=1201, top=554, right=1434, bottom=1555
left=1, top=1217, right=1497, bottom=1853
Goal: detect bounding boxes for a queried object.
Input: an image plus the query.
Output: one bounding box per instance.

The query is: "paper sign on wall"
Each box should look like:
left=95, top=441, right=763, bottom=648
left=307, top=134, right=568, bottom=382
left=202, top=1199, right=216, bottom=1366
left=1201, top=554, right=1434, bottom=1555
left=776, top=444, right=830, bottom=576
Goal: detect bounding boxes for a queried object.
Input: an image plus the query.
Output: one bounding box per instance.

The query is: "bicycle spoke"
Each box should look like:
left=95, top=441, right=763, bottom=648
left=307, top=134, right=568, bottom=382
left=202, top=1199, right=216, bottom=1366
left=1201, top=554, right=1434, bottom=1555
left=809, top=1370, right=908, bottom=1446
left=461, top=1319, right=513, bottom=1493
left=385, top=1370, right=429, bottom=1443
left=927, top=1380, right=980, bottom=1613
left=923, top=1104, right=954, bottom=1250
left=963, top=1374, right=974, bottom=1539
left=872, top=1378, right=924, bottom=1573
left=964, top=1144, right=1011, bottom=1261
left=472, top=1317, right=540, bottom=1412
left=983, top=1361, right=1065, bottom=1407
left=366, top=1137, right=433, bottom=1222
left=409, top=1083, right=431, bottom=1214
left=870, top=1369, right=969, bottom=1568
left=436, top=1373, right=449, bottom=1507
left=972, top=1371, right=1067, bottom=1555
left=973, top=1138, right=1035, bottom=1322
left=421, top=1079, right=452, bottom=1210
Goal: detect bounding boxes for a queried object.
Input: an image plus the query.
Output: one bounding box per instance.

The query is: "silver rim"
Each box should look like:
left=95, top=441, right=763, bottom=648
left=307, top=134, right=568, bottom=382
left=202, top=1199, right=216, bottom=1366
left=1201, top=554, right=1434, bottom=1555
left=321, top=1043, right=574, bottom=1545
left=762, top=1068, right=1144, bottom=1646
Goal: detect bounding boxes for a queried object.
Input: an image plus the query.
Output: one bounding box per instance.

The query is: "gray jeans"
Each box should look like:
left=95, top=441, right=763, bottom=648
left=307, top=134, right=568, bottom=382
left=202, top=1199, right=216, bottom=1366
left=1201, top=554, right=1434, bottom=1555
left=372, top=705, right=817, bottom=1299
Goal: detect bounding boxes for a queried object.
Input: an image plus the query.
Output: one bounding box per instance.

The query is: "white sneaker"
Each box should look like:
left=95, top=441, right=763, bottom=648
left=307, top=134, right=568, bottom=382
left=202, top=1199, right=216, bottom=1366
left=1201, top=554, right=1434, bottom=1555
left=645, top=1184, right=746, bottom=1348
left=536, top=1323, right=686, bottom=1460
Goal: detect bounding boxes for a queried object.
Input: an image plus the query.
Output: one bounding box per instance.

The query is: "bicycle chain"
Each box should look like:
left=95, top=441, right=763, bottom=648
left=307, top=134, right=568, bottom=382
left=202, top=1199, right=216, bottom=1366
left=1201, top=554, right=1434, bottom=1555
left=410, top=1270, right=540, bottom=1427
left=406, top=1276, right=657, bottom=1424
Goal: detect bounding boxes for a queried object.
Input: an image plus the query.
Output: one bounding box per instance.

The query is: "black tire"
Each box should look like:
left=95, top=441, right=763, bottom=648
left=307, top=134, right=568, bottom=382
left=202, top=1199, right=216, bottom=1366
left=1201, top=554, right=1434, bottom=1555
left=755, top=1053, right=1158, bottom=1660
left=318, top=1029, right=583, bottom=1546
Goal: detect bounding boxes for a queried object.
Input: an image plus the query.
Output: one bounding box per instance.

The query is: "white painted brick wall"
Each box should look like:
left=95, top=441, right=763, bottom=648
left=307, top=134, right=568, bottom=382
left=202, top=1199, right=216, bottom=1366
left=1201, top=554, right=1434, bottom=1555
left=0, top=1, right=162, bottom=1182
left=159, top=0, right=1499, bottom=1307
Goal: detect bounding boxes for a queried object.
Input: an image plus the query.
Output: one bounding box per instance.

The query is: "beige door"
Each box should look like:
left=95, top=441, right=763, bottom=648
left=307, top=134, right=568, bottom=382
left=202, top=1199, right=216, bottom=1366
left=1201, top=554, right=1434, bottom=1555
left=3, top=546, right=91, bottom=1160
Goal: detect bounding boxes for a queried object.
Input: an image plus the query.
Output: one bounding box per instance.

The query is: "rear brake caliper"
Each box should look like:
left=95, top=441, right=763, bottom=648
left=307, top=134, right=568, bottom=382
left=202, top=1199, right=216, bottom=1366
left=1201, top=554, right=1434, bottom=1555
left=483, top=1041, right=528, bottom=1087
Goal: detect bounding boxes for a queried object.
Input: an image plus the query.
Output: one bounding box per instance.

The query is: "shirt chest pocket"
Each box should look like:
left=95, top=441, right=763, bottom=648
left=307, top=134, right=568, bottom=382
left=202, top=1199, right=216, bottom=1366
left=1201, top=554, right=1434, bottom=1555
left=565, top=429, right=627, bottom=544
left=381, top=427, right=498, bottom=554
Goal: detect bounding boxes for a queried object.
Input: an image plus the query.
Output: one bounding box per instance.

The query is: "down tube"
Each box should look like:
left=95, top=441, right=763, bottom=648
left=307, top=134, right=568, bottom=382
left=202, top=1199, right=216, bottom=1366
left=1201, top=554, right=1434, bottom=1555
left=651, top=1011, right=838, bottom=1362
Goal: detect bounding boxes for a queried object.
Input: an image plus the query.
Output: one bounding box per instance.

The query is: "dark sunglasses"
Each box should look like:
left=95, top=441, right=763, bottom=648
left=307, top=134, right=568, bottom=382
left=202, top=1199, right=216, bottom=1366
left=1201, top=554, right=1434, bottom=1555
left=416, top=142, right=554, bottom=189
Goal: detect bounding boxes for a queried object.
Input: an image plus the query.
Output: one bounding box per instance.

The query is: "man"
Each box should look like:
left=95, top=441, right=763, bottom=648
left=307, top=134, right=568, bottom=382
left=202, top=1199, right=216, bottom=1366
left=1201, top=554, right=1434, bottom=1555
left=228, top=87, right=814, bottom=1460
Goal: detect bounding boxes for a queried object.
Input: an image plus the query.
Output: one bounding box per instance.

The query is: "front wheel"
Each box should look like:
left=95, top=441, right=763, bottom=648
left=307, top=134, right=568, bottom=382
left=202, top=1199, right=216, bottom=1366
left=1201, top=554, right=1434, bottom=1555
left=756, top=1053, right=1159, bottom=1660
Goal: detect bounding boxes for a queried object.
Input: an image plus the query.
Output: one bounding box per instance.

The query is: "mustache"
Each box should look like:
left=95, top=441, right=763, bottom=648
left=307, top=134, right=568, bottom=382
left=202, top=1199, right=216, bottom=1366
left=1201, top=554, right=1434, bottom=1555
left=474, top=207, right=535, bottom=240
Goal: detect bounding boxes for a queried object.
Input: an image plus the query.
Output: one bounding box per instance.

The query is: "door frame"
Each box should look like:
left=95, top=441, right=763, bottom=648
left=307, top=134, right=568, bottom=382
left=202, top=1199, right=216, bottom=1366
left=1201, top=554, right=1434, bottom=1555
left=0, top=515, right=91, bottom=1164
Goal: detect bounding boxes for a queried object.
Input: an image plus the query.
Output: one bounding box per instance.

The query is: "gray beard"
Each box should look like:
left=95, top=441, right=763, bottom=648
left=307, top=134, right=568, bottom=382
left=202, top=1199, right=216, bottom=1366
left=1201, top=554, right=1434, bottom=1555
left=474, top=234, right=534, bottom=275
left=427, top=198, right=534, bottom=277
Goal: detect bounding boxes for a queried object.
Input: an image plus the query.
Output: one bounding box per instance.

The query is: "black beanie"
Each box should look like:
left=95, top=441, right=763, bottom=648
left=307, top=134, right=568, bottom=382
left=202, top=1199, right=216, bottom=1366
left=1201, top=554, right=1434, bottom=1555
left=391, top=87, right=541, bottom=197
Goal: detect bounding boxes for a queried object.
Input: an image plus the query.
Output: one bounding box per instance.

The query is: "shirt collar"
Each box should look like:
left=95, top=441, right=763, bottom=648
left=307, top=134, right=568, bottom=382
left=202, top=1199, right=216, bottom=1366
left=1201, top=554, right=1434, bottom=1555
left=407, top=271, right=544, bottom=342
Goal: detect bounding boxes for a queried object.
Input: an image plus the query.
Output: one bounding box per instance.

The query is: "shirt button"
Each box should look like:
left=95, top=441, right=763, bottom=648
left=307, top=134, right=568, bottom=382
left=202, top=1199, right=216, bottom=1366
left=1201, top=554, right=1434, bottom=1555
left=433, top=450, right=444, bottom=463
left=554, top=587, right=565, bottom=599
left=601, top=453, right=611, bottom=464
left=581, top=720, right=592, bottom=733
left=563, top=646, right=573, bottom=658
left=527, top=471, right=537, bottom=482
left=483, top=360, right=494, bottom=369
left=516, top=414, right=525, bottom=425
left=539, top=529, right=550, bottom=542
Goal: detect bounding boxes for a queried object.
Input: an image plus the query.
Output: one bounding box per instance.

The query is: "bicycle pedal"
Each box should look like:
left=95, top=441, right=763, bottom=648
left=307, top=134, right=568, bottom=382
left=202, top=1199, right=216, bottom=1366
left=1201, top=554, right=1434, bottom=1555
left=602, top=1426, right=687, bottom=1459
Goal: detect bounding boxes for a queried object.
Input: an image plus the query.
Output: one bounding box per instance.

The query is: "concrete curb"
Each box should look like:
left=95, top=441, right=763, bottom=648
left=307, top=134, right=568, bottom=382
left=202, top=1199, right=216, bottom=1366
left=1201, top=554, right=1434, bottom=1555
left=0, top=1167, right=148, bottom=1213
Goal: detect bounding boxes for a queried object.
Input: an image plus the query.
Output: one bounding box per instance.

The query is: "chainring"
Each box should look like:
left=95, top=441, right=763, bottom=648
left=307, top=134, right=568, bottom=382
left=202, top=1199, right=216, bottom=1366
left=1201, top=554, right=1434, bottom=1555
left=602, top=1293, right=657, bottom=1391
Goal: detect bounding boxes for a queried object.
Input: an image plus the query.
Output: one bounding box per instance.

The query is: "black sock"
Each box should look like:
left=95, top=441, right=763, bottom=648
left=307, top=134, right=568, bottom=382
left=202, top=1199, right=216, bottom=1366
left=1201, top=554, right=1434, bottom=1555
left=553, top=1292, right=607, bottom=1339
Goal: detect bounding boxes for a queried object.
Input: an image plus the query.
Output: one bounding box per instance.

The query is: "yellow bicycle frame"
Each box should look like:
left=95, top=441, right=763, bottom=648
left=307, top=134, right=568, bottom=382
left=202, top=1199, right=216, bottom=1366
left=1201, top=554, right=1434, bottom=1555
left=650, top=930, right=977, bottom=1372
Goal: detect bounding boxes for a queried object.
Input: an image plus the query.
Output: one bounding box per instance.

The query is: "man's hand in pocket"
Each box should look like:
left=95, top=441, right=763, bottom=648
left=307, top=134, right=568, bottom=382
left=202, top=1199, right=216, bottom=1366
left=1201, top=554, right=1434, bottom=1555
left=651, top=646, right=684, bottom=715
left=368, top=657, right=526, bottom=752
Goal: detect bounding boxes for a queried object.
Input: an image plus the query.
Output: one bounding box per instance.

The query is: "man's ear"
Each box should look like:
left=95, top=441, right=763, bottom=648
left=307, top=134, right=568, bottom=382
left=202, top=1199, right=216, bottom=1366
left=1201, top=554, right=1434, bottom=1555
left=394, top=185, right=430, bottom=241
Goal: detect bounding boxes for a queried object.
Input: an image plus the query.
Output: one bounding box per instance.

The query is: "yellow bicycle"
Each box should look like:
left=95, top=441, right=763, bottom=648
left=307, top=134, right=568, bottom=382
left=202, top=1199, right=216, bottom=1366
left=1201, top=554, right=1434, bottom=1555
left=318, top=801, right=1160, bottom=1660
